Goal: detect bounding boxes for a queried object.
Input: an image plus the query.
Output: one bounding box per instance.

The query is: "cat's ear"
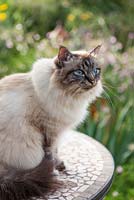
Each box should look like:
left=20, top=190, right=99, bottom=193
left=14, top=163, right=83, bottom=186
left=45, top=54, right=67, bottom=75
left=89, top=45, right=101, bottom=57
left=58, top=46, right=72, bottom=62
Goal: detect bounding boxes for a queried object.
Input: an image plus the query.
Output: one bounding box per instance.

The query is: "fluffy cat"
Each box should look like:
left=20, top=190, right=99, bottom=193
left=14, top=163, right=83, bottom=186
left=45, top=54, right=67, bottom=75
left=0, top=45, right=103, bottom=200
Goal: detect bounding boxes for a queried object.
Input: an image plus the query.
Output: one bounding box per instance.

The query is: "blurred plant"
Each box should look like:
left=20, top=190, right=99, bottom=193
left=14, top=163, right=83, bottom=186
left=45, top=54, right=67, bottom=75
left=105, top=160, right=134, bottom=200
left=46, top=24, right=69, bottom=47
left=6, top=0, right=69, bottom=36
left=66, top=8, right=93, bottom=30
left=65, top=0, right=134, bottom=49
left=0, top=23, right=56, bottom=77
left=0, top=3, right=8, bottom=22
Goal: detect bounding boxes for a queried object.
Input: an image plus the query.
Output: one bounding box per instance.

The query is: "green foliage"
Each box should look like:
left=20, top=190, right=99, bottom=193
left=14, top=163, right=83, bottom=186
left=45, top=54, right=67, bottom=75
left=65, top=0, right=134, bottom=48
left=6, top=0, right=68, bottom=35
left=106, top=160, right=134, bottom=200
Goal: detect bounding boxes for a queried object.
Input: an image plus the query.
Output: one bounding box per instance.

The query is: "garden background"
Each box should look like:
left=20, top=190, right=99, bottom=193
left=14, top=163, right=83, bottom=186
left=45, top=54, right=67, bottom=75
left=0, top=0, right=134, bottom=199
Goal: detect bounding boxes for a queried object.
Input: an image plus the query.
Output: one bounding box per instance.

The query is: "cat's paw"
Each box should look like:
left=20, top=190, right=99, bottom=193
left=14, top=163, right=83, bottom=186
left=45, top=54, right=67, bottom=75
left=52, top=169, right=60, bottom=176
left=55, top=159, right=66, bottom=171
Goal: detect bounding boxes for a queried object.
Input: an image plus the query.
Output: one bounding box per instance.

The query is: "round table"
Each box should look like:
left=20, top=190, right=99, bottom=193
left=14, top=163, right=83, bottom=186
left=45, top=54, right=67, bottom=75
left=45, top=130, right=115, bottom=200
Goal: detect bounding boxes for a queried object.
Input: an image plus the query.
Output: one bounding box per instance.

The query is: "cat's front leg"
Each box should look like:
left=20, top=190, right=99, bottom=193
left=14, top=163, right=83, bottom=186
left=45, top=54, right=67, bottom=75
left=44, top=146, right=65, bottom=174
left=43, top=134, right=65, bottom=171
left=54, top=148, right=66, bottom=171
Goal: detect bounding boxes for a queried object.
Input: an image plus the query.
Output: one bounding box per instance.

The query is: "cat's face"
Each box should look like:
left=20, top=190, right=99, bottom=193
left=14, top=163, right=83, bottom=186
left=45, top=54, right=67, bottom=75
left=53, top=46, right=102, bottom=96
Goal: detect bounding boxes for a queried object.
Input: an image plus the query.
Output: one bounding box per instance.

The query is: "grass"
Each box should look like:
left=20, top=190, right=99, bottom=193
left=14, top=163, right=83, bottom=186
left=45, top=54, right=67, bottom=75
left=106, top=160, right=134, bottom=200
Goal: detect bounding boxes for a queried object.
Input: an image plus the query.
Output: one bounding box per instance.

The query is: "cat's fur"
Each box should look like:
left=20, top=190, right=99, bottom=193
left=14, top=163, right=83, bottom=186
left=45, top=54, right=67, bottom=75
left=0, top=46, right=103, bottom=200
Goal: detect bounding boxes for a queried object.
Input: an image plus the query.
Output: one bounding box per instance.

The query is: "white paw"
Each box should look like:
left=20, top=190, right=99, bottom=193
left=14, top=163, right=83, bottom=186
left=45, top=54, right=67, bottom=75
left=52, top=169, right=59, bottom=176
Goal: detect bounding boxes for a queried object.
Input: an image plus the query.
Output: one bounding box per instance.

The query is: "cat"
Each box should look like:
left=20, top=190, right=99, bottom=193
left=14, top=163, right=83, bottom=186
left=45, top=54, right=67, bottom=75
left=0, top=45, right=103, bottom=200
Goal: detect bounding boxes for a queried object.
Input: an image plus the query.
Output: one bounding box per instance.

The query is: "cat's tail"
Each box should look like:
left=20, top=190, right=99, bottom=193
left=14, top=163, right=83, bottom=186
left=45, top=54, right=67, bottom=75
left=0, top=157, right=62, bottom=200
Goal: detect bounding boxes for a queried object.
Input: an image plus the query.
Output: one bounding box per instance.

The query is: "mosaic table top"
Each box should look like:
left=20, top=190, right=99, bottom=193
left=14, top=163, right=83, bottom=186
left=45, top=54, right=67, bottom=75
left=41, top=130, right=114, bottom=200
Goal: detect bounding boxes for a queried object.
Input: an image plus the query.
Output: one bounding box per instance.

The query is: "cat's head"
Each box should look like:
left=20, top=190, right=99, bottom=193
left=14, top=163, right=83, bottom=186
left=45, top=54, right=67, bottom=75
left=53, top=46, right=103, bottom=97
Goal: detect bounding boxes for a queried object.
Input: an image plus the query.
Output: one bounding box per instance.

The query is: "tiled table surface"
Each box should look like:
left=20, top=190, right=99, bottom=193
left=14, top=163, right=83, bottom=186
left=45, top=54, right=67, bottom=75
left=41, top=130, right=114, bottom=200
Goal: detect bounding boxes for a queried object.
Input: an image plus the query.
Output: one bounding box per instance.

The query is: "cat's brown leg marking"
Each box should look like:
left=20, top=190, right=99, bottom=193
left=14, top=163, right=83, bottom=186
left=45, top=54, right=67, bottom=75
left=55, top=159, right=66, bottom=171
left=43, top=133, right=65, bottom=171
left=54, top=148, right=66, bottom=171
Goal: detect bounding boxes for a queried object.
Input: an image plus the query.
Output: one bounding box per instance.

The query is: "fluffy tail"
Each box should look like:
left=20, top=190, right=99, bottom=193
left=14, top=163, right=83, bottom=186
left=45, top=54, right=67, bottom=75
left=0, top=157, right=61, bottom=200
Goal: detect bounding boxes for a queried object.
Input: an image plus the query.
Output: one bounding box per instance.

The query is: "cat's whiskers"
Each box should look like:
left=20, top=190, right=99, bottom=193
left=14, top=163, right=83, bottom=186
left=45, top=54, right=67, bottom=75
left=103, top=81, right=116, bottom=89
left=102, top=87, right=115, bottom=111
left=103, top=82, right=120, bottom=101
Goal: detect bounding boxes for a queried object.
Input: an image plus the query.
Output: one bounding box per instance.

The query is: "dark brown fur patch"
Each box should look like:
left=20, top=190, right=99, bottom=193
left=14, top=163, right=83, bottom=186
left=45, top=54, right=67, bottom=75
left=0, top=157, right=62, bottom=200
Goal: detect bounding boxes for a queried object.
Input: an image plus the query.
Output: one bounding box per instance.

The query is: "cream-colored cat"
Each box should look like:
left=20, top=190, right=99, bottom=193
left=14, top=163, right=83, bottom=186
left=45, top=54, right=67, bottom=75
left=0, top=46, right=103, bottom=200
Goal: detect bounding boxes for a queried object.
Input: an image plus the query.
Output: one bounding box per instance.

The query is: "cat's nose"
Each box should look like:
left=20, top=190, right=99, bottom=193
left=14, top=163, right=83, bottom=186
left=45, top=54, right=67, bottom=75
left=89, top=72, right=95, bottom=81
left=92, top=79, right=97, bottom=86
left=88, top=73, right=98, bottom=86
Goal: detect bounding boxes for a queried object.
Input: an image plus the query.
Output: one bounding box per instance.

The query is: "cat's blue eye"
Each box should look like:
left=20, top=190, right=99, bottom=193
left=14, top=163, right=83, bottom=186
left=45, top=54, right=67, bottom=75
left=73, top=70, right=84, bottom=77
left=93, top=68, right=100, bottom=76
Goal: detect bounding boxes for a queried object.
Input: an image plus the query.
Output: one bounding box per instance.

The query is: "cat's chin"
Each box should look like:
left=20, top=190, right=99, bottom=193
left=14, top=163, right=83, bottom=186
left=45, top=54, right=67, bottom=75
left=74, top=80, right=103, bottom=102
left=57, top=80, right=103, bottom=101
left=79, top=80, right=103, bottom=95
left=87, top=80, right=103, bottom=102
